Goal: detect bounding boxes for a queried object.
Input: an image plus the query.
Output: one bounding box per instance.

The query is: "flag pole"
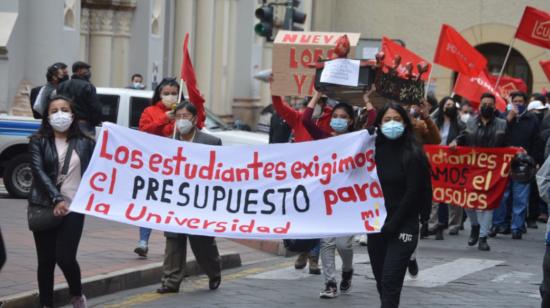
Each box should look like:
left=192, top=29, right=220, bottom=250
left=424, top=69, right=433, bottom=99
left=494, top=37, right=516, bottom=90
left=172, top=78, right=185, bottom=139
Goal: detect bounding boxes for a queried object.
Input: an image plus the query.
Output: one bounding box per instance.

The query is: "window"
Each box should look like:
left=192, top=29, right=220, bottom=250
left=97, top=94, right=119, bottom=124
left=129, top=97, right=151, bottom=129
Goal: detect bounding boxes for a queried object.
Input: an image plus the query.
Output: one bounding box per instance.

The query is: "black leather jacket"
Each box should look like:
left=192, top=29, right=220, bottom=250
left=57, top=75, right=102, bottom=126
left=457, top=115, right=507, bottom=148
left=28, top=135, right=95, bottom=206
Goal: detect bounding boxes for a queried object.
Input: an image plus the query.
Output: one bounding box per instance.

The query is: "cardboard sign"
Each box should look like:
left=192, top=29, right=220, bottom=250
left=272, top=31, right=361, bottom=97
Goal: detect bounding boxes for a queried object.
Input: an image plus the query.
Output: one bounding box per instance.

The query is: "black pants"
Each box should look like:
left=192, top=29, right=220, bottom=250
left=367, top=232, right=418, bottom=308
left=542, top=246, right=550, bottom=308
left=33, top=213, right=84, bottom=307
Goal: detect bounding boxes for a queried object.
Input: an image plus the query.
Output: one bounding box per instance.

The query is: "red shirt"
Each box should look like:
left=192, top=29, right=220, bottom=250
left=271, top=95, right=332, bottom=143
left=138, top=101, right=175, bottom=137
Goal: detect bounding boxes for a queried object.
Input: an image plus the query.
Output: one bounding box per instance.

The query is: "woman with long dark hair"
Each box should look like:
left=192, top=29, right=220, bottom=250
left=134, top=78, right=181, bottom=257
left=302, top=92, right=356, bottom=299
left=29, top=95, right=95, bottom=308
left=369, top=103, right=431, bottom=308
left=427, top=97, right=466, bottom=239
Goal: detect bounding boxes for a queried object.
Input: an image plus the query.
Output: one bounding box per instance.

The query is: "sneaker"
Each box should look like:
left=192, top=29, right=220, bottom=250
left=134, top=246, right=148, bottom=258
left=357, top=234, right=367, bottom=246
left=320, top=282, right=338, bottom=299
left=512, top=231, right=522, bottom=240
left=71, top=295, right=87, bottom=308
left=407, top=259, right=419, bottom=277
left=340, top=270, right=353, bottom=294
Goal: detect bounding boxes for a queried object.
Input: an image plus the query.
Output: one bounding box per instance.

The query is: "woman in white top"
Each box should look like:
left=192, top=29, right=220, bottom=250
left=28, top=95, right=95, bottom=308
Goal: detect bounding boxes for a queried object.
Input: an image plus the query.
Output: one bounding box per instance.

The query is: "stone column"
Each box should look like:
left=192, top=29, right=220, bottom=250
left=80, top=7, right=90, bottom=62
left=89, top=9, right=114, bottom=87
left=112, top=10, right=133, bottom=87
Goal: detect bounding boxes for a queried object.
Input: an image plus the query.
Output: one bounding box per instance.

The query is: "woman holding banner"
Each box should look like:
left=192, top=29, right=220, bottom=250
left=29, top=95, right=95, bottom=308
left=369, top=103, right=431, bottom=308
left=302, top=91, right=357, bottom=299
left=427, top=97, right=466, bottom=239
left=156, top=101, right=222, bottom=294
left=134, top=78, right=179, bottom=257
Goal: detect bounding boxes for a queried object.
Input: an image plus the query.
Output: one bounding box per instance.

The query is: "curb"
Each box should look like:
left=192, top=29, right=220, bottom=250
left=0, top=253, right=241, bottom=308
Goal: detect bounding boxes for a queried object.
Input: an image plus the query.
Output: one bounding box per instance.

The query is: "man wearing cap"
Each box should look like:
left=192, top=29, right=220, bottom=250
left=30, top=62, right=69, bottom=118
left=491, top=91, right=544, bottom=240
left=57, top=61, right=102, bottom=135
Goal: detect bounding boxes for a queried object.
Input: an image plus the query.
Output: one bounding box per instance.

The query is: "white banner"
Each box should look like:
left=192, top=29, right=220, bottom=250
left=71, top=123, right=386, bottom=239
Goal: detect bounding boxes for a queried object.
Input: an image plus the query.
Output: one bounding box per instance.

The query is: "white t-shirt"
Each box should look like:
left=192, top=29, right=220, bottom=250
left=440, top=120, right=450, bottom=145
left=55, top=138, right=82, bottom=204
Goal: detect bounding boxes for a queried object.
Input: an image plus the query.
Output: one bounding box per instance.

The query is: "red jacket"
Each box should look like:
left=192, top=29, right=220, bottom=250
left=271, top=96, right=332, bottom=143
left=139, top=101, right=175, bottom=137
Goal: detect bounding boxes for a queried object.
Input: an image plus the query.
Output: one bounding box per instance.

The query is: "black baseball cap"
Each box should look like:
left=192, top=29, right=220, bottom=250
left=72, top=61, right=91, bottom=73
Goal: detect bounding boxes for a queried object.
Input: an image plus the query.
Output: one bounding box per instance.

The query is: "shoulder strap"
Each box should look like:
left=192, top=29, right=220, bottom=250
left=60, top=139, right=75, bottom=176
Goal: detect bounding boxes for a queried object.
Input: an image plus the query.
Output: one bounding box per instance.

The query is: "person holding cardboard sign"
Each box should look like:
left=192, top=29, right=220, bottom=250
left=302, top=90, right=357, bottom=299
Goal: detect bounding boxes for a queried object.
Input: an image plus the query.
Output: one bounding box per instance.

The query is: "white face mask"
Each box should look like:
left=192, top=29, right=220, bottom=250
left=161, top=95, right=178, bottom=108
left=460, top=113, right=471, bottom=123
left=176, top=119, right=194, bottom=135
left=49, top=111, right=73, bottom=133
left=133, top=82, right=143, bottom=89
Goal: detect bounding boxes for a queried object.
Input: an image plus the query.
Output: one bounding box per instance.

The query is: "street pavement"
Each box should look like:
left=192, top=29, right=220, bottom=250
left=0, top=186, right=546, bottom=307
left=0, top=192, right=275, bottom=300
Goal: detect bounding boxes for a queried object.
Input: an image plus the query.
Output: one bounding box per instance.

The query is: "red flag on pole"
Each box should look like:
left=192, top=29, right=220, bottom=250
left=454, top=70, right=507, bottom=112
left=181, top=33, right=206, bottom=129
left=515, top=6, right=550, bottom=49
left=541, top=60, right=550, bottom=82
left=486, top=73, right=528, bottom=99
left=381, top=36, right=432, bottom=81
left=433, top=24, right=487, bottom=76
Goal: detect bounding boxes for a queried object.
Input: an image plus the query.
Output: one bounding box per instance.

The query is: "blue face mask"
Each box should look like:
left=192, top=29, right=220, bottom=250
left=330, top=118, right=349, bottom=133
left=516, top=104, right=526, bottom=114
left=381, top=120, right=405, bottom=140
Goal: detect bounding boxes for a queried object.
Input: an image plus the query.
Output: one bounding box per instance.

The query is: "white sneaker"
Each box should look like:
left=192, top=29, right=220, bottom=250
left=320, top=282, right=338, bottom=299
left=71, top=295, right=87, bottom=308
left=358, top=234, right=367, bottom=246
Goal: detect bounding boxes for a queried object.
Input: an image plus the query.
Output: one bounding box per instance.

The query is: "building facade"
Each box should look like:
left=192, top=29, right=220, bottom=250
left=1, top=0, right=549, bottom=126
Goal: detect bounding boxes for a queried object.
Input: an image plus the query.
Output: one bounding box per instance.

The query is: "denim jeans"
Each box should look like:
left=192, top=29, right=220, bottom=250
left=493, top=180, right=530, bottom=233
left=139, top=227, right=152, bottom=247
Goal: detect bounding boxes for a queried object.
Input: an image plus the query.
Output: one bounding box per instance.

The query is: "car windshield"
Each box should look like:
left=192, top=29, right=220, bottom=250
left=205, top=109, right=230, bottom=131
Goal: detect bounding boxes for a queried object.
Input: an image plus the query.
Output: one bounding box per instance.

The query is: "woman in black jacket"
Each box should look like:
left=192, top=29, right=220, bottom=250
left=368, top=103, right=431, bottom=308
left=29, top=95, right=95, bottom=308
left=428, top=97, right=466, bottom=238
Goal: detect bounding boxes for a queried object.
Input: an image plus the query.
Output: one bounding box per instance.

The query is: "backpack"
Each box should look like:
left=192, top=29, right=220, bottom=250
left=283, top=239, right=320, bottom=253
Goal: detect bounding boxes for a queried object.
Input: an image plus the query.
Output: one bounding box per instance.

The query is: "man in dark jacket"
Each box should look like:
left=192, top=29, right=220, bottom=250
left=57, top=61, right=102, bottom=135
left=492, top=91, right=544, bottom=240
left=457, top=92, right=507, bottom=251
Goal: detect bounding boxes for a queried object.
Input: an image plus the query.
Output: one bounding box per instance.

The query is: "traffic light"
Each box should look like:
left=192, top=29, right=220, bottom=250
left=255, top=4, right=274, bottom=41
left=283, top=0, right=306, bottom=31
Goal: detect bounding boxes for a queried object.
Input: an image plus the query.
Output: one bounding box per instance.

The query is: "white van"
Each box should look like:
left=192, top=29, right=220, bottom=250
left=0, top=88, right=267, bottom=198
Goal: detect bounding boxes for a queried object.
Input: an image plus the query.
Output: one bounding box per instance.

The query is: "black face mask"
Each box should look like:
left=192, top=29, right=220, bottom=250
left=83, top=72, right=91, bottom=81
left=444, top=107, right=457, bottom=118
left=480, top=105, right=494, bottom=119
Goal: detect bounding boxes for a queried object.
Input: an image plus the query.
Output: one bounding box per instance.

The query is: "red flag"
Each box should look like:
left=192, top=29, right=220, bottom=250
left=181, top=33, right=206, bottom=129
left=515, top=6, right=550, bottom=49
left=541, top=60, right=550, bottom=82
left=381, top=36, right=432, bottom=81
left=433, top=24, right=487, bottom=76
left=454, top=70, right=507, bottom=112
left=486, top=73, right=528, bottom=99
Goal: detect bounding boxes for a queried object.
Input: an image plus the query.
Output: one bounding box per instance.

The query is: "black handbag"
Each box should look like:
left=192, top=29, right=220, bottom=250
left=27, top=140, right=74, bottom=232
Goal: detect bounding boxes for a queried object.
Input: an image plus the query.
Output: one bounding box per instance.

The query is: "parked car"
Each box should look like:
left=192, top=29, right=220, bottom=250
left=0, top=88, right=267, bottom=198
